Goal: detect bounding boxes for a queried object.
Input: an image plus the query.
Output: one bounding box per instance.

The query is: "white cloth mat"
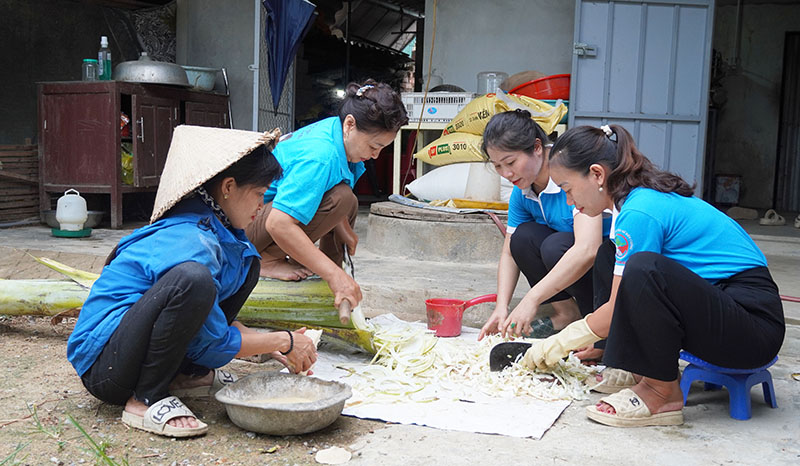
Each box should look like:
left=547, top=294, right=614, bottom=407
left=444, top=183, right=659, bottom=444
left=309, top=316, right=570, bottom=439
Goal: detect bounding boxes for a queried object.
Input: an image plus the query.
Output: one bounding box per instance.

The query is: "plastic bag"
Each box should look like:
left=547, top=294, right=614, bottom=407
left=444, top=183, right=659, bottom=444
left=441, top=92, right=567, bottom=136
left=413, top=133, right=485, bottom=166
left=121, top=142, right=134, bottom=185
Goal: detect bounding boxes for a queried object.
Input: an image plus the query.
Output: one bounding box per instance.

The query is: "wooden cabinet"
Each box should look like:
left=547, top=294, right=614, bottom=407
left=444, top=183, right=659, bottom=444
left=185, top=101, right=229, bottom=128
left=38, top=81, right=230, bottom=228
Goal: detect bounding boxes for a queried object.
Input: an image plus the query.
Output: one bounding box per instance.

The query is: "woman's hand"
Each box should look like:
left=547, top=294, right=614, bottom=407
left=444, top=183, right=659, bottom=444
left=283, top=327, right=317, bottom=374
left=328, top=268, right=363, bottom=309
left=575, top=345, right=604, bottom=363
left=478, top=305, right=508, bottom=341
left=500, top=296, right=539, bottom=338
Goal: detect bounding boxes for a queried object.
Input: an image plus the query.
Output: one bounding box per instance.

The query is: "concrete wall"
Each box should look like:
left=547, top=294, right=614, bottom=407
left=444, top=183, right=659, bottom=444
left=712, top=4, right=800, bottom=208
left=1, top=0, right=137, bottom=144
left=422, top=0, right=574, bottom=92
left=176, top=0, right=255, bottom=130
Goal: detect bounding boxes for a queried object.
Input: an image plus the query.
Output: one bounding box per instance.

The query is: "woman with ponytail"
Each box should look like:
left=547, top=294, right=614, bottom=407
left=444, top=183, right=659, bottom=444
left=520, top=124, right=784, bottom=427
left=478, top=110, right=611, bottom=342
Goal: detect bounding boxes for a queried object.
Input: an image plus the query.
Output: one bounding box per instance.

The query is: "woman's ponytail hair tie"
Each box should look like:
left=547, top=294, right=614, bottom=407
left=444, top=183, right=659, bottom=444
left=600, top=124, right=617, bottom=142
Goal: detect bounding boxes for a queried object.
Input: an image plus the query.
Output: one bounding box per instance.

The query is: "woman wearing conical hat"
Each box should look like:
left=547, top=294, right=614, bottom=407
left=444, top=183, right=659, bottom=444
left=245, top=79, right=408, bottom=313
left=67, top=126, right=317, bottom=438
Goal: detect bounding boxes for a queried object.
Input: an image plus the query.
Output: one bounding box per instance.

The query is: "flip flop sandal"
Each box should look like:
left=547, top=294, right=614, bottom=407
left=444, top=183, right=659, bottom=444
left=170, top=369, right=237, bottom=398
left=121, top=395, right=208, bottom=438
left=585, top=388, right=684, bottom=427
left=524, top=317, right=556, bottom=339
left=759, top=209, right=786, bottom=226
left=591, top=368, right=638, bottom=394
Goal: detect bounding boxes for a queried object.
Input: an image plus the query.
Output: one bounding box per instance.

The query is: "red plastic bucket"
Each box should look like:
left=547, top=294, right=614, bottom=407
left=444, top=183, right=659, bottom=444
left=425, top=294, right=497, bottom=337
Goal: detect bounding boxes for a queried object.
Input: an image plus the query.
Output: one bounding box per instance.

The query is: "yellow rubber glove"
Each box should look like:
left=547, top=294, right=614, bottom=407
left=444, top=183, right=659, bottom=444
left=521, top=316, right=601, bottom=371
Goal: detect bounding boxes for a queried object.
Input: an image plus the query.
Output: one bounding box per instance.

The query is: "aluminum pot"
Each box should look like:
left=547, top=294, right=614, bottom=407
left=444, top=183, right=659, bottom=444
left=113, top=52, right=190, bottom=87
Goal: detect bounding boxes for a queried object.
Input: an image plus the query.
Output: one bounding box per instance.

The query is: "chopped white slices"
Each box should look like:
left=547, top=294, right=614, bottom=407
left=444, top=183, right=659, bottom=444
left=338, top=316, right=599, bottom=405
left=350, top=305, right=368, bottom=331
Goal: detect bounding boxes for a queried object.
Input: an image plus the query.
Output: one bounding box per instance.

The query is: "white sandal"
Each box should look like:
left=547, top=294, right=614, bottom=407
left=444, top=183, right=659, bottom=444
left=759, top=209, right=785, bottom=226
left=170, top=369, right=237, bottom=398
left=591, top=368, right=638, bottom=394
left=121, top=396, right=208, bottom=437
left=586, top=388, right=684, bottom=427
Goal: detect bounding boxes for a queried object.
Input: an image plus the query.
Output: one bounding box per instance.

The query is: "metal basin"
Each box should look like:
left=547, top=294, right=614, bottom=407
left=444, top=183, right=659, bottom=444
left=215, top=372, right=352, bottom=435
left=113, top=52, right=190, bottom=87
left=182, top=65, right=218, bottom=91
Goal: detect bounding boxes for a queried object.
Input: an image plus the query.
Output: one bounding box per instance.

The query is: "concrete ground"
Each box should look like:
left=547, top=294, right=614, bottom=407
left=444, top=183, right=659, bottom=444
left=0, top=206, right=798, bottom=465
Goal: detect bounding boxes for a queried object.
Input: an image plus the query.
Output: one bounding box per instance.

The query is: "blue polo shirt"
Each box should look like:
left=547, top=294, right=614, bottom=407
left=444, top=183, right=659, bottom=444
left=507, top=178, right=612, bottom=236
left=265, top=117, right=366, bottom=225
left=507, top=179, right=575, bottom=233
left=612, top=187, right=767, bottom=282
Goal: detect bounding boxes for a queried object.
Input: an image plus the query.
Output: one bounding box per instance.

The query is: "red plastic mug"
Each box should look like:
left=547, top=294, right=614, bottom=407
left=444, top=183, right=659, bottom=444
left=425, top=294, right=497, bottom=337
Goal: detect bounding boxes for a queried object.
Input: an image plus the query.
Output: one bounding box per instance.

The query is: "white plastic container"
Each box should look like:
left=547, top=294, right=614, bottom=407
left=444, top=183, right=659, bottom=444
left=401, top=92, right=476, bottom=123
left=55, top=189, right=88, bottom=231
left=477, top=71, right=508, bottom=94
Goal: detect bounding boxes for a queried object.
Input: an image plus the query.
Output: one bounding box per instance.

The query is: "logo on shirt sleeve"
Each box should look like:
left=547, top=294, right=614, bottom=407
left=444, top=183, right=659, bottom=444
left=614, top=230, right=632, bottom=262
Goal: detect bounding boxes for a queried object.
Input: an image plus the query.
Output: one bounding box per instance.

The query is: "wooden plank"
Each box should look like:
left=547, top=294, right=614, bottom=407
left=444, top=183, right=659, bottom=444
left=0, top=145, right=36, bottom=151
left=0, top=199, right=39, bottom=208
left=0, top=171, right=37, bottom=184
left=0, top=151, right=39, bottom=159
left=0, top=194, right=37, bottom=204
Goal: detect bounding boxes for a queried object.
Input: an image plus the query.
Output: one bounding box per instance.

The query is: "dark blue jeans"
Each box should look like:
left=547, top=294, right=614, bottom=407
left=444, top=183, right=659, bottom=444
left=80, top=259, right=259, bottom=406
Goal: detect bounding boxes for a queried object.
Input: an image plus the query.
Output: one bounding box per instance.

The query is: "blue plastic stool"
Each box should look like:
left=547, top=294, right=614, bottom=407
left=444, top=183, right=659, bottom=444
left=679, top=351, right=778, bottom=420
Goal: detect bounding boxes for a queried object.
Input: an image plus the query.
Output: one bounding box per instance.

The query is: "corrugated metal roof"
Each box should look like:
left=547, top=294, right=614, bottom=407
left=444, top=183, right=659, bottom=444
left=315, top=0, right=423, bottom=53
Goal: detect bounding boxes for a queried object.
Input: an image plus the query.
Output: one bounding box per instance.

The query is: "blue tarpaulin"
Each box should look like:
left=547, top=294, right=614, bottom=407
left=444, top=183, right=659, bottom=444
left=263, top=0, right=317, bottom=111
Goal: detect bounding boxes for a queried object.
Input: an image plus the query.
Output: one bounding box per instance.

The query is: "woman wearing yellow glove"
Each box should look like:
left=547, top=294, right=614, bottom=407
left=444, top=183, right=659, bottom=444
left=524, top=124, right=784, bottom=428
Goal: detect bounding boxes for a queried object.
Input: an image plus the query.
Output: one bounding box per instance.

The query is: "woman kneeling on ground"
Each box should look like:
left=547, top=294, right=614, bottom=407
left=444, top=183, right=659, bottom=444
left=67, top=126, right=317, bottom=438
left=245, top=79, right=408, bottom=314
left=478, top=110, right=611, bottom=343
left=522, top=124, right=784, bottom=427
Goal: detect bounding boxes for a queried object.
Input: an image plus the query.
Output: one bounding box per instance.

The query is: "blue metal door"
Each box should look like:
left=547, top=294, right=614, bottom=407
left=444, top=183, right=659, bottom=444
left=571, top=0, right=715, bottom=192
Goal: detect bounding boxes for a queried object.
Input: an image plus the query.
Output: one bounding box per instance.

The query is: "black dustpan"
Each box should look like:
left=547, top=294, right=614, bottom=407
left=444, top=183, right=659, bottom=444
left=489, top=342, right=532, bottom=371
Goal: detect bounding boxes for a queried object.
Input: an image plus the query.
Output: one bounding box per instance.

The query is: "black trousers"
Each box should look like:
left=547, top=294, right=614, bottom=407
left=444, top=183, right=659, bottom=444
left=81, top=259, right=259, bottom=406
left=593, top=240, right=785, bottom=381
left=509, top=221, right=595, bottom=317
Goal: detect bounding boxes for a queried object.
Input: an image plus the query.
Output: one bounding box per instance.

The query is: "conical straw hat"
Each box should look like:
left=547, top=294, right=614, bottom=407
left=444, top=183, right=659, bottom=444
left=150, top=125, right=280, bottom=223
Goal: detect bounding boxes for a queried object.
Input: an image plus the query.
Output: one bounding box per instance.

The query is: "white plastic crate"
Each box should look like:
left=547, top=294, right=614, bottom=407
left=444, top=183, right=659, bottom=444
left=402, top=92, right=476, bottom=123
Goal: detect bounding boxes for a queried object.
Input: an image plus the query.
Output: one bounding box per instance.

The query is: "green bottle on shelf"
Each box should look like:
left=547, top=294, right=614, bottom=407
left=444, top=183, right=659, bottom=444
left=98, top=36, right=112, bottom=80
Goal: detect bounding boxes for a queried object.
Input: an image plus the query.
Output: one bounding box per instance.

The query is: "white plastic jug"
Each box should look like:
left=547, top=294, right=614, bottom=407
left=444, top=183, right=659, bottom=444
left=55, top=189, right=88, bottom=231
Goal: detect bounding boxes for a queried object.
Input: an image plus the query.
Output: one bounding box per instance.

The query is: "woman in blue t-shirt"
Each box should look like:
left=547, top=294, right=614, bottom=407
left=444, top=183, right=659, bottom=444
left=523, top=124, right=784, bottom=428
left=246, top=80, right=408, bottom=314
left=478, top=110, right=610, bottom=343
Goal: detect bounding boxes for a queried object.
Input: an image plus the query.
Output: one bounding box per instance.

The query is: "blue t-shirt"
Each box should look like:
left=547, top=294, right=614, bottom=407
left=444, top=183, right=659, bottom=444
left=612, top=187, right=767, bottom=282
left=265, top=117, right=366, bottom=225
left=507, top=178, right=612, bottom=235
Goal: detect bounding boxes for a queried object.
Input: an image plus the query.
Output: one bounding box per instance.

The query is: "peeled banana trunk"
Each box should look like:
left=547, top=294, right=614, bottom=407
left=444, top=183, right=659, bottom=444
left=0, top=257, right=374, bottom=353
